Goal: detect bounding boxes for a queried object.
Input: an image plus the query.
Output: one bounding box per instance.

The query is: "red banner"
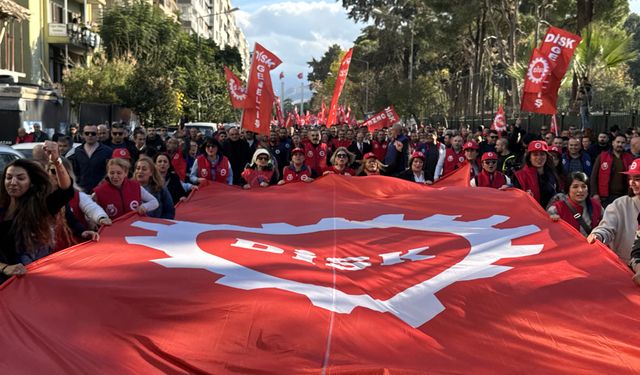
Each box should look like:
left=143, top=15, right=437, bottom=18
left=275, top=96, right=284, bottom=127
left=1, top=175, right=640, bottom=373
left=241, top=43, right=282, bottom=135
left=362, top=105, right=400, bottom=131
left=521, top=26, right=581, bottom=115
left=326, top=48, right=353, bottom=126
left=224, top=66, right=249, bottom=108
left=491, top=104, right=507, bottom=132
left=550, top=113, right=559, bottom=136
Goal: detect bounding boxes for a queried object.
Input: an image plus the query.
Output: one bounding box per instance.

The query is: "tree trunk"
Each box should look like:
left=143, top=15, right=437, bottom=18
left=571, top=0, right=593, bottom=113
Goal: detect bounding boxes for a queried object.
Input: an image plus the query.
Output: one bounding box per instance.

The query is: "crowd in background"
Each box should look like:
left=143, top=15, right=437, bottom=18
left=4, top=119, right=640, bottom=284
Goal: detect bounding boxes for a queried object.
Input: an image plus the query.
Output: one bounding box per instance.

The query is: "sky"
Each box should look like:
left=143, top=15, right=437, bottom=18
left=233, top=1, right=366, bottom=101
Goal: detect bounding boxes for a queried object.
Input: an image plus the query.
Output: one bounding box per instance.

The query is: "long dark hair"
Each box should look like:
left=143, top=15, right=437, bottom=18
left=0, top=159, right=56, bottom=253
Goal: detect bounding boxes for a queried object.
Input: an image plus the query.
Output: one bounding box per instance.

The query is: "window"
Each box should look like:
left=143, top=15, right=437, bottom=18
left=50, top=2, right=63, bottom=23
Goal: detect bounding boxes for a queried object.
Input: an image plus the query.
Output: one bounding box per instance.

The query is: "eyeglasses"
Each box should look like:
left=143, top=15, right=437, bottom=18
left=84, top=132, right=97, bottom=136
left=336, top=154, right=348, bottom=158
left=257, top=156, right=269, bottom=161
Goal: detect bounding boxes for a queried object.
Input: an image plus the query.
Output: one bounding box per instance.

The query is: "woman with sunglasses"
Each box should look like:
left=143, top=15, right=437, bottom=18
left=189, top=138, right=233, bottom=186
left=0, top=141, right=73, bottom=281
left=470, top=152, right=511, bottom=189
left=323, top=147, right=355, bottom=176
left=242, top=149, right=279, bottom=189
left=548, top=171, right=601, bottom=237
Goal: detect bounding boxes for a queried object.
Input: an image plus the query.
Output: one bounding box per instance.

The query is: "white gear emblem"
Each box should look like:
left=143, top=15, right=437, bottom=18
left=129, top=201, right=139, bottom=210
left=126, top=214, right=543, bottom=328
left=459, top=156, right=465, bottom=163
left=106, top=204, right=117, bottom=217
left=631, top=161, right=637, bottom=170
left=527, top=57, right=549, bottom=84
left=447, top=155, right=453, bottom=162
left=286, top=174, right=293, bottom=181
left=201, top=169, right=208, bottom=177
left=220, top=169, right=227, bottom=176
left=601, top=162, right=608, bottom=171
left=228, top=79, right=247, bottom=101
left=307, top=150, right=314, bottom=158
left=319, top=151, right=325, bottom=157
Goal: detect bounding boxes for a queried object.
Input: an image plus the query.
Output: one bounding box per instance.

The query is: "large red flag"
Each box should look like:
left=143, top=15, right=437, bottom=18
left=491, top=104, right=507, bottom=132
left=1, top=176, right=640, bottom=373
left=241, top=43, right=282, bottom=135
left=223, top=66, right=249, bottom=108
left=550, top=113, right=559, bottom=136
left=275, top=96, right=284, bottom=127
left=362, top=105, right=400, bottom=131
left=539, top=26, right=582, bottom=81
left=326, top=48, right=353, bottom=126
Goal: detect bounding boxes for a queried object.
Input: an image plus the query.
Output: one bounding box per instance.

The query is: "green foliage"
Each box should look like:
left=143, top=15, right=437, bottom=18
left=307, top=44, right=343, bottom=82
left=62, top=54, right=135, bottom=105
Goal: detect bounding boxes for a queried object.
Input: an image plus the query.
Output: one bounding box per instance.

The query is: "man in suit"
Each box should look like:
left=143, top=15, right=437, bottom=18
left=348, top=130, right=372, bottom=169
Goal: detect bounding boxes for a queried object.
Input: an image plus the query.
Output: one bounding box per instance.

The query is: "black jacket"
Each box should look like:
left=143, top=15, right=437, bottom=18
left=70, top=143, right=113, bottom=193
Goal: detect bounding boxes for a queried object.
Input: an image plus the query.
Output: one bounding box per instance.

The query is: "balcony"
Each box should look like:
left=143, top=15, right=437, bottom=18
left=47, top=22, right=101, bottom=52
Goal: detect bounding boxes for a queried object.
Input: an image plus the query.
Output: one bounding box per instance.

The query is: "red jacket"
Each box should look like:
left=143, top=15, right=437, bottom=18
left=93, top=178, right=142, bottom=219
left=596, top=151, right=633, bottom=197
left=196, top=155, right=230, bottom=184
left=282, top=165, right=312, bottom=183
left=241, top=168, right=274, bottom=187
left=372, top=141, right=388, bottom=162
left=303, top=142, right=329, bottom=176
left=552, top=198, right=602, bottom=233
left=323, top=166, right=355, bottom=176
left=443, top=148, right=466, bottom=175
left=15, top=133, right=34, bottom=144
left=514, top=165, right=541, bottom=203
left=475, top=170, right=507, bottom=189
left=171, top=152, right=187, bottom=182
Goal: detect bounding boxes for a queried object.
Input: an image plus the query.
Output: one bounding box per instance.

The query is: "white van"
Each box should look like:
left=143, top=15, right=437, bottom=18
left=184, top=122, right=218, bottom=137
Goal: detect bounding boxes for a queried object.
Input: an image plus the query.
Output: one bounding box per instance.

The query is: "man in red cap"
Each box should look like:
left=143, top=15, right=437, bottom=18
left=463, top=140, right=481, bottom=179
left=112, top=148, right=132, bottom=161
left=588, top=158, right=640, bottom=264
left=396, top=151, right=428, bottom=183
left=278, top=147, right=313, bottom=184
left=590, top=134, right=633, bottom=208
left=440, top=134, right=465, bottom=176
left=470, top=151, right=511, bottom=189
left=513, top=140, right=562, bottom=207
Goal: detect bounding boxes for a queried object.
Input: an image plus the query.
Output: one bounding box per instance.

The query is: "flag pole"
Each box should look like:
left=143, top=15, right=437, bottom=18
left=300, top=80, right=304, bottom=115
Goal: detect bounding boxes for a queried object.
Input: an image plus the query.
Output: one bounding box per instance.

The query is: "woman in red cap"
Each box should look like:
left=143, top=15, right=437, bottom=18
left=278, top=147, right=313, bottom=185
left=548, top=171, right=602, bottom=237
left=397, top=151, right=429, bottom=183
left=470, top=151, right=511, bottom=189
left=463, top=141, right=481, bottom=179
left=588, top=158, right=640, bottom=263
left=357, top=152, right=386, bottom=176
left=513, top=140, right=562, bottom=207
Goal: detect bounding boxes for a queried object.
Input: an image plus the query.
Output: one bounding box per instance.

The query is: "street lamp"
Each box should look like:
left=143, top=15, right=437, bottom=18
left=352, top=57, right=370, bottom=114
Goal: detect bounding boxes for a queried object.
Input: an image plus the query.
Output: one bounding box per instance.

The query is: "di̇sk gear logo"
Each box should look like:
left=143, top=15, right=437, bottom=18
left=126, top=214, right=542, bottom=328
left=458, top=156, right=465, bottom=163
left=601, top=162, right=608, bottom=171
left=227, top=79, right=247, bottom=102
left=527, top=57, right=550, bottom=84
left=447, top=155, right=454, bottom=162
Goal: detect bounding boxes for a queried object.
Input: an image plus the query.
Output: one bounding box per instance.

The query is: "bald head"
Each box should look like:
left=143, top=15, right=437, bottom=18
left=631, top=136, right=640, bottom=156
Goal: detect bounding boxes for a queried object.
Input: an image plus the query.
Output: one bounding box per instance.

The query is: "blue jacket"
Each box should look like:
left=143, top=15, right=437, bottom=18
left=562, top=152, right=592, bottom=177
left=69, top=143, right=113, bottom=193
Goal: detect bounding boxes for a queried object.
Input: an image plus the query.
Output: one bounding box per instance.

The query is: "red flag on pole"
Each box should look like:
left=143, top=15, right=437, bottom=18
left=362, top=106, right=400, bottom=131
left=2, top=176, right=640, bottom=373
left=224, top=66, right=249, bottom=109
left=326, top=48, right=353, bottom=126
left=491, top=104, right=507, bottom=132
left=319, top=102, right=327, bottom=125
left=241, top=43, right=282, bottom=135
left=275, top=96, right=284, bottom=127
left=550, top=114, right=559, bottom=136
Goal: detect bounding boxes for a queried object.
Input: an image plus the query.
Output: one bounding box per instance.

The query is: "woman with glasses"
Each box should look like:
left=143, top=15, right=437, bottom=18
left=0, top=141, right=74, bottom=281
left=470, top=152, right=511, bottom=189
left=548, top=171, right=601, bottom=237
left=242, top=149, right=279, bottom=189
left=324, top=147, right=355, bottom=176
left=189, top=138, right=233, bottom=186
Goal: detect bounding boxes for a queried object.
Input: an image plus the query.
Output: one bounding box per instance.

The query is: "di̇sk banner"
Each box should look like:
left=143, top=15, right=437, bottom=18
left=241, top=43, right=282, bottom=135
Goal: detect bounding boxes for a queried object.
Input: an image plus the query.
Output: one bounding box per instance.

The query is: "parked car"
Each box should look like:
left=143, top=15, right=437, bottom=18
left=184, top=122, right=218, bottom=137
left=0, top=144, right=24, bottom=172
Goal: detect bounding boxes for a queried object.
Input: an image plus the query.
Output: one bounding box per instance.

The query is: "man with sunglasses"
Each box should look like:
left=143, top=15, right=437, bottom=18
left=470, top=152, right=511, bottom=189
left=69, top=124, right=113, bottom=193
left=478, top=130, right=498, bottom=157
left=106, top=123, right=139, bottom=164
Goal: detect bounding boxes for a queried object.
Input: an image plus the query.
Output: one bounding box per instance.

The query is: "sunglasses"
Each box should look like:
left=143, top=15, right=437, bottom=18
left=112, top=132, right=124, bottom=136
left=84, top=132, right=97, bottom=136
left=257, top=156, right=269, bottom=161
left=336, top=154, right=348, bottom=158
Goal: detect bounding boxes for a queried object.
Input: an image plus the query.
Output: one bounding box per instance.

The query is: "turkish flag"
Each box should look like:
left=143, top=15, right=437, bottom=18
left=326, top=48, right=353, bottom=126
left=1, top=176, right=640, bottom=373
left=223, top=66, right=249, bottom=108
left=241, top=43, right=282, bottom=135
left=491, top=104, right=507, bottom=132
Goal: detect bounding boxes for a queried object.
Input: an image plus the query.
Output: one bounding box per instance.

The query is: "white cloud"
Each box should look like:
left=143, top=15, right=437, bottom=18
left=234, top=1, right=365, bottom=100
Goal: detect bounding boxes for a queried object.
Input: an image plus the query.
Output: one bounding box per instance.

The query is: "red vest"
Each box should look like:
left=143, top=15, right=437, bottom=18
left=93, top=178, right=142, bottom=219
left=196, top=155, right=230, bottom=184
left=282, top=165, right=312, bottom=183
left=171, top=152, right=187, bottom=182
left=443, top=148, right=466, bottom=175
left=515, top=165, right=541, bottom=203
left=372, top=141, right=388, bottom=162
left=323, top=166, right=355, bottom=176
left=596, top=151, right=633, bottom=197
left=552, top=198, right=602, bottom=233
left=475, top=170, right=507, bottom=189
left=68, top=190, right=90, bottom=229
left=303, top=142, right=329, bottom=176
left=15, top=134, right=34, bottom=144
left=241, top=168, right=274, bottom=187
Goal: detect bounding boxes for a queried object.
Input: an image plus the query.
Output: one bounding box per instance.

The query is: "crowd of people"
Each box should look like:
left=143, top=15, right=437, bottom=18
left=3, top=119, right=640, bottom=285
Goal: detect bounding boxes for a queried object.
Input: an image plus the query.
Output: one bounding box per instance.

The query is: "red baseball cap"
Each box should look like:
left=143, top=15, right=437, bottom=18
left=463, top=141, right=479, bottom=151
left=291, top=147, right=304, bottom=156
left=363, top=152, right=377, bottom=160
left=411, top=151, right=425, bottom=161
left=112, top=148, right=131, bottom=160
left=622, top=158, right=640, bottom=175
left=527, top=140, right=548, bottom=153
left=481, top=152, right=498, bottom=161
left=548, top=146, right=562, bottom=155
